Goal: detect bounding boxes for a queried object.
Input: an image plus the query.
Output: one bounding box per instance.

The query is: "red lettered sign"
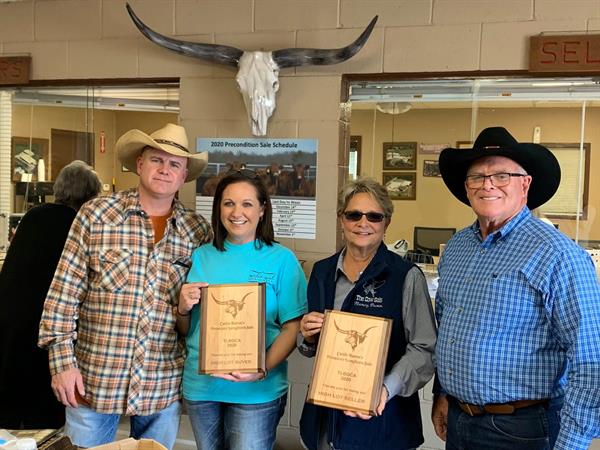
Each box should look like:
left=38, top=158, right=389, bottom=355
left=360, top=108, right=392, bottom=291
left=530, top=35, right=600, bottom=72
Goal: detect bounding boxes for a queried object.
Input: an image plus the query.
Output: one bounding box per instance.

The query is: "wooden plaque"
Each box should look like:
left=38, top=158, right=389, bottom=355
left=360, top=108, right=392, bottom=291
left=199, top=282, right=265, bottom=374
left=306, top=310, right=392, bottom=416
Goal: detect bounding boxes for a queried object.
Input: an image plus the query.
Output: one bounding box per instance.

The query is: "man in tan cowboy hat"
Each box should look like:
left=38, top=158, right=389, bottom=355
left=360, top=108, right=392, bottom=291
left=430, top=127, right=600, bottom=450
left=39, top=123, right=212, bottom=449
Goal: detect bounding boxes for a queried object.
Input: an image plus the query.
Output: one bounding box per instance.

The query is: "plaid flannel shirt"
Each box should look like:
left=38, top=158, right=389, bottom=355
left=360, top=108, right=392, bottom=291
left=39, top=188, right=212, bottom=415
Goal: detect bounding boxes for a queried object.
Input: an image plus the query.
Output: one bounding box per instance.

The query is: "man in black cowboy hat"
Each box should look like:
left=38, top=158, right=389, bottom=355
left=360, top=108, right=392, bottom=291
left=430, top=127, right=600, bottom=450
left=39, top=123, right=212, bottom=449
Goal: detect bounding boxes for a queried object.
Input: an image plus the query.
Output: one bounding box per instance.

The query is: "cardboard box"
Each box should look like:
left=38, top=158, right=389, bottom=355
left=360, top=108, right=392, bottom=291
left=90, top=439, right=167, bottom=450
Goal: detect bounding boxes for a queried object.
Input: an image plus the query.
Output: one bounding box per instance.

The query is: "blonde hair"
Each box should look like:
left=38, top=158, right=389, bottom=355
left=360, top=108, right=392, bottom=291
left=336, top=177, right=393, bottom=217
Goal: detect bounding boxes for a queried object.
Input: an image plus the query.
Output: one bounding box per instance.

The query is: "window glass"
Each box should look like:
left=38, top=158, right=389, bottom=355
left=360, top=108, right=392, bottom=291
left=348, top=77, right=598, bottom=256
left=0, top=84, right=179, bottom=250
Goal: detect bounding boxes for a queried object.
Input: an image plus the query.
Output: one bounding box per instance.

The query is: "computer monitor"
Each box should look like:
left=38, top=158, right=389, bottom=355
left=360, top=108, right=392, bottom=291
left=413, top=226, right=456, bottom=257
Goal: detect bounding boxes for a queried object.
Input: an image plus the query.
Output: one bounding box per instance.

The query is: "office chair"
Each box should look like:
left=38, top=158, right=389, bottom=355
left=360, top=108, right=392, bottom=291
left=413, top=226, right=456, bottom=257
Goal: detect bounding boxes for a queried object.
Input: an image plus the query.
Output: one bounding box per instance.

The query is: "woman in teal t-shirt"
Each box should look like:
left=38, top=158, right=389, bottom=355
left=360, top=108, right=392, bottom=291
left=176, top=169, right=307, bottom=450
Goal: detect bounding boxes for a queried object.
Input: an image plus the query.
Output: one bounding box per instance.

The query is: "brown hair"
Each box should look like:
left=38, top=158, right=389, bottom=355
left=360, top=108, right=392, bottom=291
left=211, top=170, right=276, bottom=251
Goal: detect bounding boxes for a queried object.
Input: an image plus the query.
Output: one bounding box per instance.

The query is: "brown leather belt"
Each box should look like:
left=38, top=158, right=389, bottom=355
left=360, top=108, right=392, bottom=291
left=457, top=398, right=548, bottom=416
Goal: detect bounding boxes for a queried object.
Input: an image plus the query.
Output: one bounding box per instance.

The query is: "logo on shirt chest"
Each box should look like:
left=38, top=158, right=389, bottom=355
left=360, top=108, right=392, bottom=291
left=248, top=269, right=275, bottom=284
left=354, top=279, right=385, bottom=308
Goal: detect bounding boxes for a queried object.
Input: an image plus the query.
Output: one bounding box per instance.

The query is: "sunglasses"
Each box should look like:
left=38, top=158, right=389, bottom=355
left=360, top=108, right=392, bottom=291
left=342, top=210, right=386, bottom=223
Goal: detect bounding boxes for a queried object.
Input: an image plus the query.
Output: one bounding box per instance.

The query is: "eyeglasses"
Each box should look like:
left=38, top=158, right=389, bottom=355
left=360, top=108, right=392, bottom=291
left=225, top=168, right=258, bottom=179
left=342, top=210, right=386, bottom=223
left=465, top=172, right=527, bottom=189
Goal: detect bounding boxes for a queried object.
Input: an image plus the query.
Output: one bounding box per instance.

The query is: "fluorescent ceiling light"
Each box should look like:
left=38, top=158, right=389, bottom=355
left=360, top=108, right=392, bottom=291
left=10, top=85, right=180, bottom=112
left=350, top=77, right=600, bottom=103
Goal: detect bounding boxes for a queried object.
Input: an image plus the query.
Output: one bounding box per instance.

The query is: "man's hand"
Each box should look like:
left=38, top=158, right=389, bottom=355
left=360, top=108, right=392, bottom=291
left=51, top=367, right=85, bottom=408
left=431, top=394, right=449, bottom=441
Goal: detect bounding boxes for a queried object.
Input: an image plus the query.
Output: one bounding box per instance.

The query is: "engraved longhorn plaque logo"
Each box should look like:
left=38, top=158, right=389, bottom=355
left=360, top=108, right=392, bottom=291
left=211, top=291, right=252, bottom=318
left=334, top=319, right=377, bottom=351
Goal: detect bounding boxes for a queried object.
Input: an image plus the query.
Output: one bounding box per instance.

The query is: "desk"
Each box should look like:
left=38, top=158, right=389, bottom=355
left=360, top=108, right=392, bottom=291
left=14, top=181, right=54, bottom=208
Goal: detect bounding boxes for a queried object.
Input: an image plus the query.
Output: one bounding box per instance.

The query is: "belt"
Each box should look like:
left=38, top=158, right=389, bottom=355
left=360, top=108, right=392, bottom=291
left=456, top=398, right=548, bottom=416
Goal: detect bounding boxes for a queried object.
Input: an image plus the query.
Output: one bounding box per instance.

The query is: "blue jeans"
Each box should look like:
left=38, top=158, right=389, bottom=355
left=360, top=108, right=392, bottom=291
left=185, top=394, right=287, bottom=450
left=65, top=400, right=181, bottom=449
left=446, top=397, right=562, bottom=450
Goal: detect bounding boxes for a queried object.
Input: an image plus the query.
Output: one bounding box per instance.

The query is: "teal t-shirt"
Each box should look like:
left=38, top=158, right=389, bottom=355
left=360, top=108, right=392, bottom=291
left=183, top=239, right=307, bottom=403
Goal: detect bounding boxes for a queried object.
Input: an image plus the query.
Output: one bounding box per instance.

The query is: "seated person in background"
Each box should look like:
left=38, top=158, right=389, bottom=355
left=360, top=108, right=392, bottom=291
left=298, top=178, right=437, bottom=450
left=176, top=169, right=307, bottom=450
left=0, top=161, right=101, bottom=429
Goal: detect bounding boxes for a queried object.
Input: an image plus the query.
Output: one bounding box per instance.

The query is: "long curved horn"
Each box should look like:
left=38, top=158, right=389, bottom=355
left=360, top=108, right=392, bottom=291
left=334, top=319, right=351, bottom=335
left=211, top=293, right=226, bottom=305
left=240, top=292, right=253, bottom=303
left=361, top=325, right=377, bottom=336
left=272, top=16, right=378, bottom=69
left=126, top=3, right=243, bottom=67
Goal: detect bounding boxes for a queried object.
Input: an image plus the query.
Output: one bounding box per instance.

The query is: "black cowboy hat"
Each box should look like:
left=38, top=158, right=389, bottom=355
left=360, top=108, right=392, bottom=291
left=439, top=127, right=561, bottom=210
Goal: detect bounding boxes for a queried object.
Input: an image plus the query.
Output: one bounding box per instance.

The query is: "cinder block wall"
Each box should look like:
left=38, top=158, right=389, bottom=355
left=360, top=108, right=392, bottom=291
left=3, top=0, right=599, bottom=262
left=2, top=1, right=599, bottom=449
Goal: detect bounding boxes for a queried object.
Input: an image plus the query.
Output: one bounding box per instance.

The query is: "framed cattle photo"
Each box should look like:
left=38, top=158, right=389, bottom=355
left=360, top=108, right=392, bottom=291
left=423, top=160, right=441, bottom=177
left=11, top=136, right=49, bottom=181
left=382, top=142, right=417, bottom=170
left=383, top=172, right=416, bottom=200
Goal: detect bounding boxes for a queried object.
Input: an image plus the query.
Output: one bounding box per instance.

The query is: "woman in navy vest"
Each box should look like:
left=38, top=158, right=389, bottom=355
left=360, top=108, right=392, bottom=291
left=298, top=178, right=437, bottom=450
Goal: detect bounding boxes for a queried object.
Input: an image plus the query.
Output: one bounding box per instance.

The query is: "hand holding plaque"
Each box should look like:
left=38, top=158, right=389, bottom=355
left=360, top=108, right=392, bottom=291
left=306, top=310, right=392, bottom=416
left=199, top=282, right=265, bottom=374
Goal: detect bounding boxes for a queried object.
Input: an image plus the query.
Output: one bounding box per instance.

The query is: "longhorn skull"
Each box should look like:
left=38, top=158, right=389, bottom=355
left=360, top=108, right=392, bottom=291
left=211, top=291, right=252, bottom=318
left=126, top=4, right=377, bottom=136
left=334, top=319, right=377, bottom=351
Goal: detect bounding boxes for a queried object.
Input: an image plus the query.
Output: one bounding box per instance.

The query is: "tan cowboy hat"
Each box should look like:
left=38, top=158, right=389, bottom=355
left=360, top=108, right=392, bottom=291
left=116, top=123, right=208, bottom=182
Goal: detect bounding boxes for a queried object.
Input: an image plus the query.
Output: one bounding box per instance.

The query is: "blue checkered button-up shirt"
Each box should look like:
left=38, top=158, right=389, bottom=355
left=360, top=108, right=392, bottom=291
left=436, top=207, right=600, bottom=450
